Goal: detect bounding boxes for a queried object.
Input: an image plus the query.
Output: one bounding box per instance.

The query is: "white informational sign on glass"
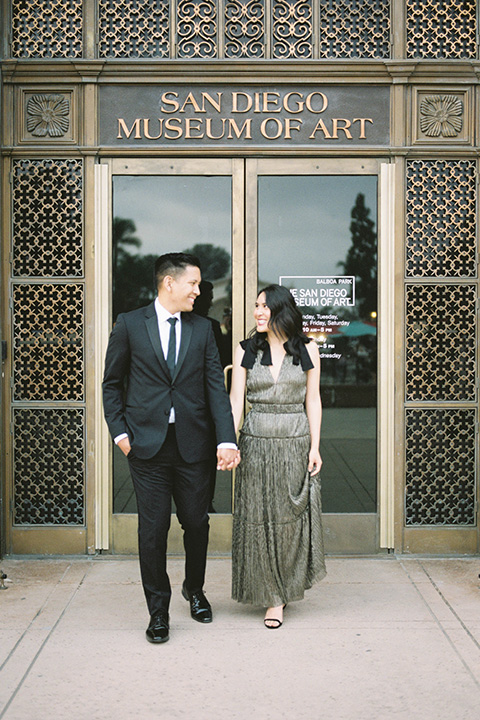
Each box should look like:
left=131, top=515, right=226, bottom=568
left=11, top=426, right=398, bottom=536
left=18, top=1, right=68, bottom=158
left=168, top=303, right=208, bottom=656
left=279, top=275, right=361, bottom=360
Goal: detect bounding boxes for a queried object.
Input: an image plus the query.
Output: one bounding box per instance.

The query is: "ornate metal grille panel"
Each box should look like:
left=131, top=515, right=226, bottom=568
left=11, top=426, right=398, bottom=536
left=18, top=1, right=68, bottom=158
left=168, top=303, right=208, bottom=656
left=11, top=0, right=395, bottom=59
left=319, top=0, right=391, bottom=58
left=13, top=408, right=85, bottom=525
left=224, top=0, right=265, bottom=57
left=98, top=0, right=169, bottom=58
left=177, top=0, right=218, bottom=57
left=405, top=408, right=476, bottom=525
left=12, top=284, right=84, bottom=402
left=405, top=161, right=477, bottom=278
left=12, top=159, right=83, bottom=278
left=11, top=0, right=83, bottom=58
left=406, top=0, right=477, bottom=59
left=272, top=0, right=312, bottom=58
left=405, top=284, right=476, bottom=402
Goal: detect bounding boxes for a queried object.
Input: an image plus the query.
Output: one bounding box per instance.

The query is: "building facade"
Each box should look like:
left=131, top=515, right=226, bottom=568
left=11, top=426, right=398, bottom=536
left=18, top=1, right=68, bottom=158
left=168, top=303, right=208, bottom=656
left=0, top=0, right=479, bottom=556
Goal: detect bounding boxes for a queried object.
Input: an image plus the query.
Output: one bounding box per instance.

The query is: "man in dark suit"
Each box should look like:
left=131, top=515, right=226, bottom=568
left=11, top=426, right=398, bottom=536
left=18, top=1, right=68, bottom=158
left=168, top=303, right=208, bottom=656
left=102, top=252, right=239, bottom=644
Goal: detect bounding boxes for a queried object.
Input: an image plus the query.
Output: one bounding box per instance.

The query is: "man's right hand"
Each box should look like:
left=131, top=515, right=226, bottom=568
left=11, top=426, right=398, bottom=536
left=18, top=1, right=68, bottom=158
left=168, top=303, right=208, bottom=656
left=118, top=436, right=132, bottom=457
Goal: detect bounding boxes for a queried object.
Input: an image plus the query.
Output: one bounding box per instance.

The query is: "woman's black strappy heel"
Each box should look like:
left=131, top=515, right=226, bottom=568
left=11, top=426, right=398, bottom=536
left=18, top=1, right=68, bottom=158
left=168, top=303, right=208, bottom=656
left=264, top=604, right=287, bottom=629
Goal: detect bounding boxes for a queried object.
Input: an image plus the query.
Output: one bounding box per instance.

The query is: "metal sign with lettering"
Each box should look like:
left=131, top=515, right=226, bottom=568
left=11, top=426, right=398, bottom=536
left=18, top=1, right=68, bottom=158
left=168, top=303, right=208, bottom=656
left=99, top=85, right=390, bottom=146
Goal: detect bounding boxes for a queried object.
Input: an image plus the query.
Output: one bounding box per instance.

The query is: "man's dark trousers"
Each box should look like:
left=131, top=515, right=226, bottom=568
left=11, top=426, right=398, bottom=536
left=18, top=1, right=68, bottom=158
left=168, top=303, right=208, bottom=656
left=102, top=304, right=237, bottom=618
left=128, top=425, right=211, bottom=617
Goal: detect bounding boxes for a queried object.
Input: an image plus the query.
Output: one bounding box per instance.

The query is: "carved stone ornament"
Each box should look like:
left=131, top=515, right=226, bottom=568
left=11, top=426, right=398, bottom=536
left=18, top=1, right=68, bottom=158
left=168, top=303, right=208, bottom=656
left=26, top=94, right=70, bottom=137
left=419, top=95, right=463, bottom=138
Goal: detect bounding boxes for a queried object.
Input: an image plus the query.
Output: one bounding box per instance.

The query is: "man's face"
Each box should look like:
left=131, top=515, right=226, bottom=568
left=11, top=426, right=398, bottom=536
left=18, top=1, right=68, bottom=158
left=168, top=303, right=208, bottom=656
left=168, top=265, right=201, bottom=313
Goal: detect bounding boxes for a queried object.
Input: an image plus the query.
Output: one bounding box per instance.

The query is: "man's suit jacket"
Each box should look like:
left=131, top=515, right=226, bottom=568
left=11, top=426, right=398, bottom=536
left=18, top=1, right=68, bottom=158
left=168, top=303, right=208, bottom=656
left=102, top=302, right=236, bottom=461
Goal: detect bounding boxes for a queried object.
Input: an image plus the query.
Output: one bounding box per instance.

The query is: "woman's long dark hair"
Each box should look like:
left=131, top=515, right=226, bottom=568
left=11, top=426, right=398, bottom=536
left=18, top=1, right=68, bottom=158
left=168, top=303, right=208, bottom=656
left=249, top=284, right=309, bottom=362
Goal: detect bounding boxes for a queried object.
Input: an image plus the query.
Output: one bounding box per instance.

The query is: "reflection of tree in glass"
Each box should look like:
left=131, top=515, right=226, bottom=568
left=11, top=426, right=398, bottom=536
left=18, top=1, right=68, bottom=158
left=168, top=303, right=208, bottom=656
left=184, top=243, right=230, bottom=281
left=338, top=193, right=377, bottom=320
left=184, top=243, right=232, bottom=323
left=112, top=217, right=156, bottom=318
left=113, top=218, right=141, bottom=264
left=112, top=229, right=233, bottom=320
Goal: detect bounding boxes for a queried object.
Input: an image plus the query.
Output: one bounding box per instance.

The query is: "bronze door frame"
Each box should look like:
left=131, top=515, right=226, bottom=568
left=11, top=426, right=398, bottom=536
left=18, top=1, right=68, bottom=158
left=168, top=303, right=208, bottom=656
left=95, top=157, right=395, bottom=554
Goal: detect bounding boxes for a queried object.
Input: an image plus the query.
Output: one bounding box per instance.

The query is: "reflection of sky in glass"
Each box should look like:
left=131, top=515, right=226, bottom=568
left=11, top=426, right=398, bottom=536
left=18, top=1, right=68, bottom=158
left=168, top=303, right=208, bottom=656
left=113, top=176, right=232, bottom=255
left=258, top=176, right=377, bottom=285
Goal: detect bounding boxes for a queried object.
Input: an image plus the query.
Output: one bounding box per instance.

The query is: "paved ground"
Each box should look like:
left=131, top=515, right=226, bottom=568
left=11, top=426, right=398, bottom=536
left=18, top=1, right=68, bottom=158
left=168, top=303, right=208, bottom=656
left=1, top=555, right=479, bottom=720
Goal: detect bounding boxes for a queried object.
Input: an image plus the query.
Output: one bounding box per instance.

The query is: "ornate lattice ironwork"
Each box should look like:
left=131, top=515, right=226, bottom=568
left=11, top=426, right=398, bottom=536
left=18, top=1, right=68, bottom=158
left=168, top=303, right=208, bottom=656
left=405, top=161, right=477, bottom=278
left=177, top=0, right=218, bottom=57
left=12, top=159, right=83, bottom=278
left=13, top=408, right=85, bottom=525
left=10, top=0, right=397, bottom=59
left=98, top=0, right=169, bottom=58
left=319, top=0, right=391, bottom=58
left=406, top=0, right=477, bottom=59
left=11, top=0, right=83, bottom=58
left=225, top=0, right=265, bottom=57
left=12, top=284, right=84, bottom=402
left=405, top=408, right=476, bottom=525
left=272, top=0, right=312, bottom=58
left=405, top=284, right=477, bottom=402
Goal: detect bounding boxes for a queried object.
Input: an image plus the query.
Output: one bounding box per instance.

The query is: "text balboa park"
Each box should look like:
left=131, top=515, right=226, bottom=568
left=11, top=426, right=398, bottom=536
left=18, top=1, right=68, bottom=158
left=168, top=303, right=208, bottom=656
left=116, top=91, right=374, bottom=141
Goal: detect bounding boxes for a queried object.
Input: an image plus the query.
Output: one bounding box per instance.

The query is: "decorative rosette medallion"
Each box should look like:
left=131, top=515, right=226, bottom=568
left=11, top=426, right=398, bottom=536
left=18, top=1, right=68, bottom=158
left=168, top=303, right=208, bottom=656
left=419, top=95, right=463, bottom=138
left=26, top=94, right=70, bottom=137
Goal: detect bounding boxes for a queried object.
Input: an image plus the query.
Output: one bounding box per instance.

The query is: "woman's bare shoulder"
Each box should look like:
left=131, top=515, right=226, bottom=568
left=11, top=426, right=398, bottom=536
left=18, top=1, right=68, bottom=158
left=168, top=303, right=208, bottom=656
left=306, top=339, right=320, bottom=362
left=234, top=342, right=246, bottom=363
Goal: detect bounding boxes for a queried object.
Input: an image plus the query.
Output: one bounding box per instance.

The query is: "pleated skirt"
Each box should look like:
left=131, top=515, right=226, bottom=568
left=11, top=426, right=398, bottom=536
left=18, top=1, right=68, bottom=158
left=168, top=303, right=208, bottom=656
left=231, top=408, right=326, bottom=607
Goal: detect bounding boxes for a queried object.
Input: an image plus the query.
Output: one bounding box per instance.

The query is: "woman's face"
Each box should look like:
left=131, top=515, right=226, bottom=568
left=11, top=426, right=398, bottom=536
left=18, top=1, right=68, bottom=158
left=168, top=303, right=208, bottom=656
left=254, top=292, right=271, bottom=332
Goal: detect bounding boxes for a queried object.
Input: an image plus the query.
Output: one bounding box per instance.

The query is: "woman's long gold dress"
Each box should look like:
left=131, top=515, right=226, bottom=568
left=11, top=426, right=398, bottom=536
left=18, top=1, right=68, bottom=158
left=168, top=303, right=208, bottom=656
left=232, top=349, right=326, bottom=606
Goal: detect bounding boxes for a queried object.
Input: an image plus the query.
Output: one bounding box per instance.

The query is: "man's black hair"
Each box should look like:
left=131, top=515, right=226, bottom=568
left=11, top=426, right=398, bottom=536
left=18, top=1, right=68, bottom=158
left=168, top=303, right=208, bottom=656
left=154, top=252, right=201, bottom=288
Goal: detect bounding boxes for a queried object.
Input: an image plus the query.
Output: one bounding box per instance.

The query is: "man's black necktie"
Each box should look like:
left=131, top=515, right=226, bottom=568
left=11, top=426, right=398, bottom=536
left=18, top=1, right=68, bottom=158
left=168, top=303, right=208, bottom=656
left=166, top=317, right=177, bottom=376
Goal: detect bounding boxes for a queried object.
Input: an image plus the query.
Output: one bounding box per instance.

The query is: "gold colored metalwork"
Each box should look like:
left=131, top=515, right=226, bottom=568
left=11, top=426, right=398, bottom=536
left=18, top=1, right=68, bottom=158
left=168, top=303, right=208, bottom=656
left=98, top=0, right=170, bottom=58
left=13, top=408, right=85, bottom=525
left=177, top=0, right=218, bottom=57
left=11, top=0, right=83, bottom=58
left=272, top=0, right=313, bottom=58
left=224, top=0, right=265, bottom=57
left=405, top=160, right=477, bottom=278
left=406, top=0, right=477, bottom=59
left=9, top=0, right=396, bottom=60
left=404, top=158, right=478, bottom=531
left=319, top=0, right=391, bottom=58
left=12, top=283, right=85, bottom=402
left=9, top=156, right=86, bottom=528
left=405, top=283, right=477, bottom=402
left=405, top=408, right=476, bottom=525
left=12, top=159, right=83, bottom=278
left=8, top=1, right=479, bottom=61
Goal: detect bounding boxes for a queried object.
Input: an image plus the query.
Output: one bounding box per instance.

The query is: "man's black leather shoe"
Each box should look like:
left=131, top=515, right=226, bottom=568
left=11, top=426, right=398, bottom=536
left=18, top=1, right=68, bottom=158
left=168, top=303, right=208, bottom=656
left=146, top=611, right=169, bottom=643
left=182, top=581, right=213, bottom=623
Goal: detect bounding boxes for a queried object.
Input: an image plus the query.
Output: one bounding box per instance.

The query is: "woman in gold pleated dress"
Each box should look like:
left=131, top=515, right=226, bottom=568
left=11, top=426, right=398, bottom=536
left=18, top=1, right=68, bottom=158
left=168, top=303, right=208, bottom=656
left=230, top=284, right=326, bottom=629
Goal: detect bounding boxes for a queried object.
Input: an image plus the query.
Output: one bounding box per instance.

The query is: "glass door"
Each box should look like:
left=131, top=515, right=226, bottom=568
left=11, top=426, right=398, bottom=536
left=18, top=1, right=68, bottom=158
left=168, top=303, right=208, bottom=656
left=100, top=158, right=245, bottom=553
left=97, top=157, right=393, bottom=554
left=246, top=158, right=389, bottom=553
left=112, top=174, right=234, bottom=515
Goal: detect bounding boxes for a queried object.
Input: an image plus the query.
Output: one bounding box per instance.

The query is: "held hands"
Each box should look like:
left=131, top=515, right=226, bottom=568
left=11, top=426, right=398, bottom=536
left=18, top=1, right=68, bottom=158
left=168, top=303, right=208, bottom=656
left=118, top=437, right=241, bottom=469
left=217, top=448, right=241, bottom=471
left=308, top=448, right=322, bottom=476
